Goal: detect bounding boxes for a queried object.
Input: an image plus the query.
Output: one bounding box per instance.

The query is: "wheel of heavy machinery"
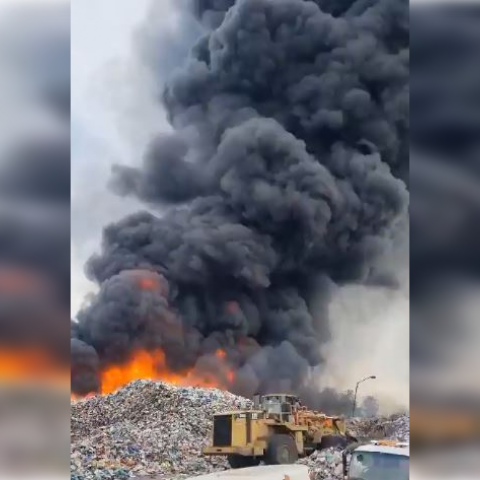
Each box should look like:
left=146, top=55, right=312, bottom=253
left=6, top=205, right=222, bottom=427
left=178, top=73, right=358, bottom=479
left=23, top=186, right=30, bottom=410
left=319, top=435, right=348, bottom=449
left=227, top=454, right=260, bottom=469
left=265, top=434, right=298, bottom=465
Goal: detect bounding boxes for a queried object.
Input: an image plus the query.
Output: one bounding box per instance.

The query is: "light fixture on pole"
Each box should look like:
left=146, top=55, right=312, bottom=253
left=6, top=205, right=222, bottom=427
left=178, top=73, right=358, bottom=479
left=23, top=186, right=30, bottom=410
left=352, top=375, right=376, bottom=417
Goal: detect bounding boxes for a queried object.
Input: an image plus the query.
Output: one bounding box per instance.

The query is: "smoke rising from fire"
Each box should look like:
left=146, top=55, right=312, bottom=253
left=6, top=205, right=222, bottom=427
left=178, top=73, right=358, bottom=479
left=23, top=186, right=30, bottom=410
left=72, top=0, right=409, bottom=411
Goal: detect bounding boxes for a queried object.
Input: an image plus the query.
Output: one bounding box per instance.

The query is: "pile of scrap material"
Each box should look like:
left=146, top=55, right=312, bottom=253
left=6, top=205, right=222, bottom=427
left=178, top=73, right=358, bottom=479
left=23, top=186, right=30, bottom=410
left=347, top=413, right=410, bottom=442
left=71, top=380, right=251, bottom=480
left=71, top=380, right=409, bottom=480
left=300, top=414, right=410, bottom=480
left=297, top=448, right=344, bottom=480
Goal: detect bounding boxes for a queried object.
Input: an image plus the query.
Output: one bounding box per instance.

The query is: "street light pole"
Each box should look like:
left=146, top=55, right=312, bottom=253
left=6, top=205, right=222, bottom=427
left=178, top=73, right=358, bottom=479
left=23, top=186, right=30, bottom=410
left=352, top=375, right=376, bottom=417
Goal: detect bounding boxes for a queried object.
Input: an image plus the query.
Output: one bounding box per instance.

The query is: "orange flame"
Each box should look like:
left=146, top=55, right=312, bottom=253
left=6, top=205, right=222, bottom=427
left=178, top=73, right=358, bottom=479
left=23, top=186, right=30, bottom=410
left=98, top=348, right=235, bottom=396
left=73, top=273, right=235, bottom=398
left=215, top=348, right=227, bottom=360
left=138, top=277, right=159, bottom=291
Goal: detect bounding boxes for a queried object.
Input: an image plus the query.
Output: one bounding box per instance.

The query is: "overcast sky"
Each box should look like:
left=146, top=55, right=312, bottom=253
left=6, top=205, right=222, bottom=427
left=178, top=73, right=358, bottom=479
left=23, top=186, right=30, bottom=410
left=71, top=0, right=175, bottom=315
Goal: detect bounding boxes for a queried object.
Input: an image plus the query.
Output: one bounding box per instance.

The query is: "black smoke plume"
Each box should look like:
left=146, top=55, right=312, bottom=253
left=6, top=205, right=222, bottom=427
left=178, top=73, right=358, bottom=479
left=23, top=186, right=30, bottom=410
left=72, top=0, right=408, bottom=412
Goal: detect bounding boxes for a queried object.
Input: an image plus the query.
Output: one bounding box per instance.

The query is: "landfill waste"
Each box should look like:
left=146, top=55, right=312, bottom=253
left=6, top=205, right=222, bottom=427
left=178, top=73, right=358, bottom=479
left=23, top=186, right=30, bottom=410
left=347, top=413, right=410, bottom=442
left=297, top=448, right=344, bottom=480
left=302, top=414, right=410, bottom=480
left=71, top=380, right=251, bottom=480
left=71, top=380, right=409, bottom=480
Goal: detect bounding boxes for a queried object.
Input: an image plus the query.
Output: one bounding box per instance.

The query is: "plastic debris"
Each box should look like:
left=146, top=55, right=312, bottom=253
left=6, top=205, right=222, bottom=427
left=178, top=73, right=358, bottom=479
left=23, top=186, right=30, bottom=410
left=297, top=448, right=344, bottom=480
left=71, top=380, right=250, bottom=480
left=301, top=414, right=410, bottom=480
left=71, top=381, right=409, bottom=480
left=347, top=413, right=410, bottom=442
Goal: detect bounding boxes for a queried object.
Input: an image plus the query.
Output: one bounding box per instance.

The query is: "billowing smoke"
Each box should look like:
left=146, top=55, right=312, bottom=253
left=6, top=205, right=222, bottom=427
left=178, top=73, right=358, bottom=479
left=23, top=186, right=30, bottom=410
left=0, top=4, right=70, bottom=363
left=72, top=0, right=409, bottom=411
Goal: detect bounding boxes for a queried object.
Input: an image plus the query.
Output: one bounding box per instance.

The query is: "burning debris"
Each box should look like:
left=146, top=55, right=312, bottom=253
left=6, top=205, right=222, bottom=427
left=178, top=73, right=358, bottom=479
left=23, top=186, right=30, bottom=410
left=72, top=0, right=409, bottom=401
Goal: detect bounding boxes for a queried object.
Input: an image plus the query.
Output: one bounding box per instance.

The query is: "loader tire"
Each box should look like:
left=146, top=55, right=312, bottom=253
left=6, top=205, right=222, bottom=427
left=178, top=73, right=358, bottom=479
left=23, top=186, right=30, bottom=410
left=265, top=434, right=298, bottom=465
left=227, top=454, right=260, bottom=469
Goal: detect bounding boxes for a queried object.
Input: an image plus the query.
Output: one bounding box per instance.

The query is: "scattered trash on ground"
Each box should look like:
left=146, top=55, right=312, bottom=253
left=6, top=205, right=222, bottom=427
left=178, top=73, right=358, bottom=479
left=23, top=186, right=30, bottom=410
left=297, top=448, right=344, bottom=480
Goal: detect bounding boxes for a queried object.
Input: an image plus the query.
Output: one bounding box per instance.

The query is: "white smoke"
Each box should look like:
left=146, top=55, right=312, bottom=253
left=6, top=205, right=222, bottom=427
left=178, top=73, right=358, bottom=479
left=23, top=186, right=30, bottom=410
left=319, top=223, right=410, bottom=414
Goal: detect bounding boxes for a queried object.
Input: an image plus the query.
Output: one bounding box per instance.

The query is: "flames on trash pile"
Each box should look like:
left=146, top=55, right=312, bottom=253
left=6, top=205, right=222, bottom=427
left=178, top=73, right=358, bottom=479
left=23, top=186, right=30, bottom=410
left=71, top=0, right=409, bottom=407
left=97, top=348, right=234, bottom=396
left=95, top=276, right=235, bottom=394
left=71, top=270, right=243, bottom=399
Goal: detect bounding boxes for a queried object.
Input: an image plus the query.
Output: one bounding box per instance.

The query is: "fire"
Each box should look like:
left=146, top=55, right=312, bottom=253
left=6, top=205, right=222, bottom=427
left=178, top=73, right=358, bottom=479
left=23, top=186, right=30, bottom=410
left=99, top=348, right=235, bottom=396
left=0, top=348, right=69, bottom=387
left=138, top=277, right=159, bottom=291
left=215, top=348, right=227, bottom=360
left=135, top=271, right=168, bottom=296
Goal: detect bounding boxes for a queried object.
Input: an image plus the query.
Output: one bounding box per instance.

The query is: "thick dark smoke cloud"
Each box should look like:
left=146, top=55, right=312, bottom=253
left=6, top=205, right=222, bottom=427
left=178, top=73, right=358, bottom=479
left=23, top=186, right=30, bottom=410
left=411, top=6, right=480, bottom=369
left=73, top=0, right=408, bottom=411
left=0, top=4, right=70, bottom=360
left=117, top=0, right=408, bottom=203
left=190, top=0, right=389, bottom=26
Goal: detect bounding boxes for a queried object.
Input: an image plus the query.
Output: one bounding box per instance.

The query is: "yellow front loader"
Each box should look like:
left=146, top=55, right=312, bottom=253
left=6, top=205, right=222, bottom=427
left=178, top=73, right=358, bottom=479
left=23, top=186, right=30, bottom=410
left=203, top=393, right=356, bottom=468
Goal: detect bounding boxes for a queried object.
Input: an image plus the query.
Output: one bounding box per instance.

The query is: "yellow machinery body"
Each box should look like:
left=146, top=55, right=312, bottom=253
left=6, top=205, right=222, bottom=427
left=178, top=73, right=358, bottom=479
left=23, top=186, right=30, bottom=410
left=203, top=394, right=353, bottom=468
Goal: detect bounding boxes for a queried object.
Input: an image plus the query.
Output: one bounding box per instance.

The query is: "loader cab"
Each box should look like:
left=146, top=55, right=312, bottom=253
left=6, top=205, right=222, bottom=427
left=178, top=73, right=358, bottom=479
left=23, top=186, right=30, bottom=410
left=261, top=394, right=298, bottom=422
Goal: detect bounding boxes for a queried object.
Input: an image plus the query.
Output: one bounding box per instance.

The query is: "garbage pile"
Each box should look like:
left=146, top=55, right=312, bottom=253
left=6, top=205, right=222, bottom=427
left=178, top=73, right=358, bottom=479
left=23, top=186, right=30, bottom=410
left=71, top=380, right=251, bottom=480
left=298, top=448, right=344, bottom=480
left=299, top=414, right=410, bottom=480
left=71, top=380, right=409, bottom=480
left=347, top=412, right=410, bottom=442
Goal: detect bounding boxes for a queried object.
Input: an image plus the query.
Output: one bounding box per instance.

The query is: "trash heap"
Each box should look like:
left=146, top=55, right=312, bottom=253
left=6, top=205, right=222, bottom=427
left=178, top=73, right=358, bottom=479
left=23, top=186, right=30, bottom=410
left=71, top=380, right=410, bottom=480
left=301, top=414, right=410, bottom=480
left=71, top=380, right=251, bottom=480
left=347, top=412, right=410, bottom=442
left=297, top=448, right=344, bottom=480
